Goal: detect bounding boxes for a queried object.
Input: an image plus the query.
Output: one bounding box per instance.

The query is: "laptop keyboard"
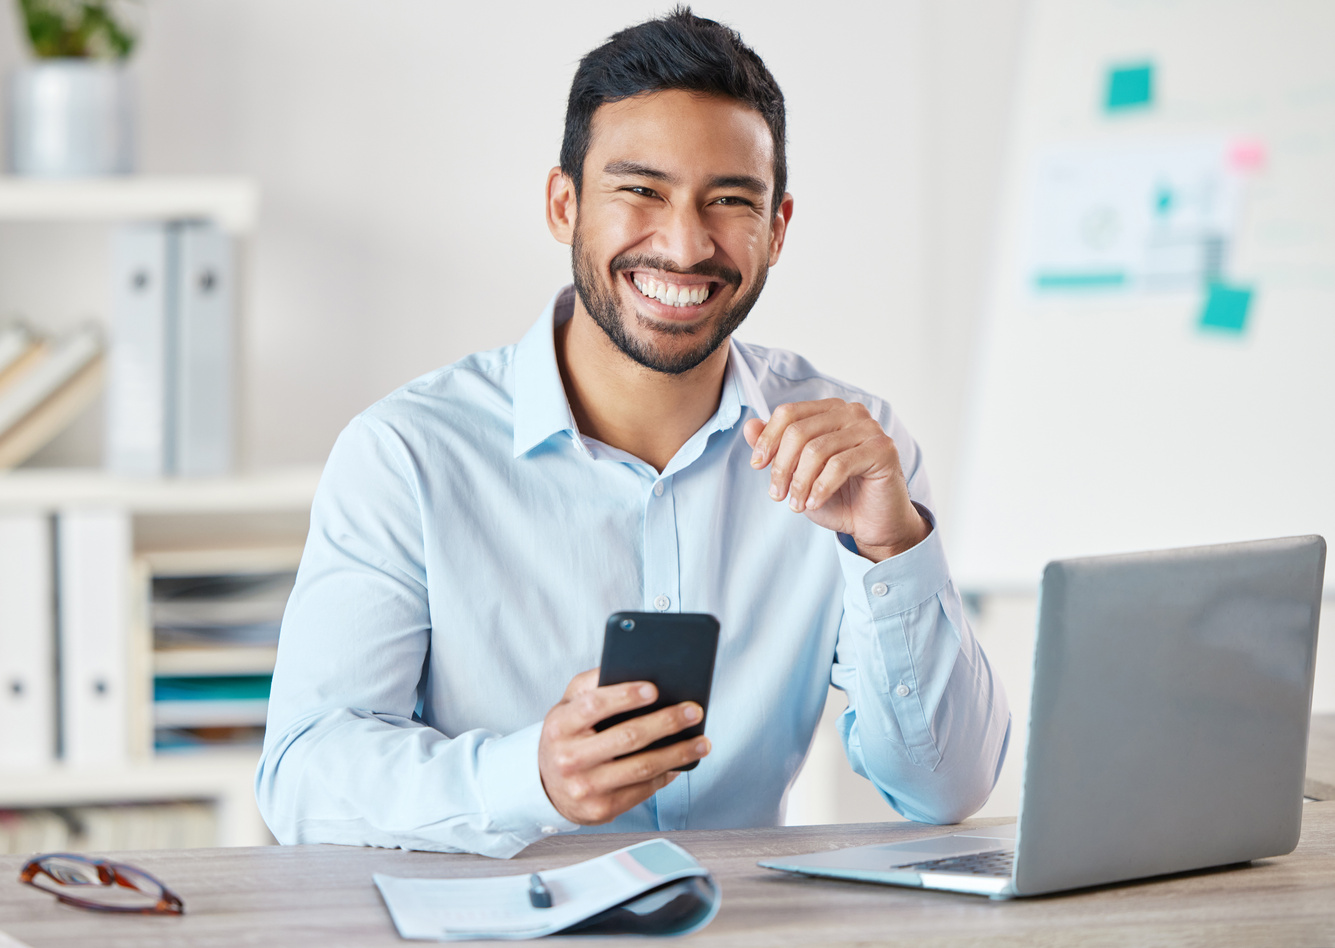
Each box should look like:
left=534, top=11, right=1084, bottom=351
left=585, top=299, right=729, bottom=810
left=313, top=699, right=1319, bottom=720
left=898, top=848, right=1014, bottom=877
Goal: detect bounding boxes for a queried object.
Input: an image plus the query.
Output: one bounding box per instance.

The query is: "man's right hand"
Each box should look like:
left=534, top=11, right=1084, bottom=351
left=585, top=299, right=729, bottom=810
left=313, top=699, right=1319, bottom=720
left=538, top=669, right=711, bottom=825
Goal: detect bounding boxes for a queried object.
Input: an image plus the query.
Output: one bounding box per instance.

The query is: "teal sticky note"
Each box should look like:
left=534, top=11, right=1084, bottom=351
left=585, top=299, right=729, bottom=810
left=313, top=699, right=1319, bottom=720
left=1106, top=63, right=1154, bottom=111
left=1198, top=282, right=1253, bottom=334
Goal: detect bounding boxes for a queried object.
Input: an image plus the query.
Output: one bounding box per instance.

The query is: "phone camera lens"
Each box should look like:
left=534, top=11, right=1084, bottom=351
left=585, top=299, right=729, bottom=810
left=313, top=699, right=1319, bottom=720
left=620, top=619, right=635, bottom=631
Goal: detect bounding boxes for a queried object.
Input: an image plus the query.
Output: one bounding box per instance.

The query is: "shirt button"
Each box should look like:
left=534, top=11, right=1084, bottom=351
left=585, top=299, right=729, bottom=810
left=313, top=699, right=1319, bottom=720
left=871, top=582, right=889, bottom=597
left=896, top=683, right=911, bottom=697
left=540, top=825, right=558, bottom=836
left=654, top=482, right=665, bottom=497
left=654, top=595, right=670, bottom=611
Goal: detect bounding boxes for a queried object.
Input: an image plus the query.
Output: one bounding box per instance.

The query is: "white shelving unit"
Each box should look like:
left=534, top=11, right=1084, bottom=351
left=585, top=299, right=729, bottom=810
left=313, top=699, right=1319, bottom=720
left=0, top=176, right=258, bottom=232
left=0, top=752, right=273, bottom=850
left=0, top=466, right=318, bottom=511
left=0, top=467, right=320, bottom=848
left=153, top=645, right=280, bottom=677
left=0, top=176, right=309, bottom=848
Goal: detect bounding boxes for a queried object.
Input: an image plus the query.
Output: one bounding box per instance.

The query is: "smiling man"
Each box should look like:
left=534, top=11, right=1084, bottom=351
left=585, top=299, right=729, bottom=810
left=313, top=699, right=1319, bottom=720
left=257, top=7, right=1010, bottom=857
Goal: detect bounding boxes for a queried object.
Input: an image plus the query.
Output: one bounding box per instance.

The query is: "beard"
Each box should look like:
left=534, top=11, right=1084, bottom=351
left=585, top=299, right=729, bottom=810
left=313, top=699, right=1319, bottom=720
left=571, top=224, right=767, bottom=375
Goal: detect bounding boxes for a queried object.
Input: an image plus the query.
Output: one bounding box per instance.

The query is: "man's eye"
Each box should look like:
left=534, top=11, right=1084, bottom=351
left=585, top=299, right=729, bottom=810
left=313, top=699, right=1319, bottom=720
left=714, top=196, right=755, bottom=208
left=625, top=186, right=658, bottom=197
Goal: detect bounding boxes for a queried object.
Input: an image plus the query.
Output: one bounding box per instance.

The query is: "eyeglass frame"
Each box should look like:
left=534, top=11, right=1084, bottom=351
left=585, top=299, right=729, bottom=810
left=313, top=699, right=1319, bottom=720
left=19, top=852, right=185, bottom=915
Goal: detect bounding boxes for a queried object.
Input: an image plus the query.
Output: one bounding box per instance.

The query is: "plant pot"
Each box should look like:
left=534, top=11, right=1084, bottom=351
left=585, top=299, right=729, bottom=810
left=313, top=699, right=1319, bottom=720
left=6, top=59, right=135, bottom=176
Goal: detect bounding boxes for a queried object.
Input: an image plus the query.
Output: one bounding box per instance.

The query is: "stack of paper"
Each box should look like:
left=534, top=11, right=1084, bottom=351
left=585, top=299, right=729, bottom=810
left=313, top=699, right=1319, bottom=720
left=153, top=571, right=295, bottom=647
left=150, top=567, right=295, bottom=754
left=374, top=838, right=719, bottom=941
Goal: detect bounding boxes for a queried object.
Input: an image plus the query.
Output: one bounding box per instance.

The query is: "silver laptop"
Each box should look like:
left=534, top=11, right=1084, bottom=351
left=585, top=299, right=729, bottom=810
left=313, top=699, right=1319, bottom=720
left=761, top=535, right=1326, bottom=899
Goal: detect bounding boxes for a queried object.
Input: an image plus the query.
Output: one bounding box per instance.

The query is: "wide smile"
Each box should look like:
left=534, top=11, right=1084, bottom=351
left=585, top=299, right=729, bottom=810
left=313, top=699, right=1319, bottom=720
left=623, top=270, right=723, bottom=319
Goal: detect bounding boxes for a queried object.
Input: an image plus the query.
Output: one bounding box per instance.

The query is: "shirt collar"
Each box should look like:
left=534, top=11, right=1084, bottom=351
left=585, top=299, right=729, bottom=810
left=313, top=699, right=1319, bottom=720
left=724, top=337, right=771, bottom=426
left=512, top=285, right=772, bottom=458
left=513, top=286, right=580, bottom=458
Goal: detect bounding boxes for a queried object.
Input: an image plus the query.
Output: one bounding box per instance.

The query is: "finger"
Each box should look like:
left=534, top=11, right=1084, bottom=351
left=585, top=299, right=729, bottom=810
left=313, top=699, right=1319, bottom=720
left=749, top=399, right=844, bottom=469
left=562, top=668, right=602, bottom=702
left=767, top=403, right=867, bottom=503
left=575, top=771, right=681, bottom=826
left=585, top=735, right=712, bottom=798
left=743, top=417, right=764, bottom=450
left=805, top=436, right=900, bottom=512
left=552, top=681, right=657, bottom=737
left=785, top=426, right=866, bottom=512
left=565, top=701, right=703, bottom=772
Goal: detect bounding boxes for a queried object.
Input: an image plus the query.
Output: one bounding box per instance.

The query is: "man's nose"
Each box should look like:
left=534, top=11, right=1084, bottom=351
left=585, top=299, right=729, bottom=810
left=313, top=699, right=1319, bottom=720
left=653, top=205, right=715, bottom=269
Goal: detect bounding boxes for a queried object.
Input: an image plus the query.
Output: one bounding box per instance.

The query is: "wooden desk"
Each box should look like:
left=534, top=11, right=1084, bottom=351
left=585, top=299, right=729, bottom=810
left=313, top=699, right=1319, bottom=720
left=1, top=803, right=1333, bottom=947
left=1308, top=713, right=1335, bottom=801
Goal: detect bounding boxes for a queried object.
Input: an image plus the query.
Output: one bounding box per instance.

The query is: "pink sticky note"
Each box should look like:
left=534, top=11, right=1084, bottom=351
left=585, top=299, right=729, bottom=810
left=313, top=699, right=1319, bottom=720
left=1228, top=139, right=1267, bottom=173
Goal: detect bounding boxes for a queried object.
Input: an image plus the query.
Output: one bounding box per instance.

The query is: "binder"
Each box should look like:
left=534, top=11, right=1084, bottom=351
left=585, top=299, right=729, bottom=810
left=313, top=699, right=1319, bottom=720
left=106, top=222, right=235, bottom=476
left=0, top=325, right=106, bottom=470
left=0, top=322, right=40, bottom=385
left=173, top=223, right=234, bottom=476
left=0, top=513, right=56, bottom=767
left=57, top=508, right=131, bottom=765
left=106, top=224, right=171, bottom=476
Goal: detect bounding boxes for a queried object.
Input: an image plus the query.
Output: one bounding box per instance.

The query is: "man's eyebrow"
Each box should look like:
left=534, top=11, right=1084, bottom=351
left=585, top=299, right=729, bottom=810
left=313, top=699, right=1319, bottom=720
left=708, top=174, right=768, bottom=195
left=603, top=160, right=677, bottom=183
left=601, top=161, right=768, bottom=196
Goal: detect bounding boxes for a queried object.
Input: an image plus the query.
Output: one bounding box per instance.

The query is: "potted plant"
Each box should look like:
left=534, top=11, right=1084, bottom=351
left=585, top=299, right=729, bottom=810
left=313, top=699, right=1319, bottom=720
left=6, top=0, right=140, bottom=176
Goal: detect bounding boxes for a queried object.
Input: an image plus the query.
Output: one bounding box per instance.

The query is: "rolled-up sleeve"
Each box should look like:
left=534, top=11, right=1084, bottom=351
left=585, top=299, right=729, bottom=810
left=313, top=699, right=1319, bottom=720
left=254, top=415, right=575, bottom=857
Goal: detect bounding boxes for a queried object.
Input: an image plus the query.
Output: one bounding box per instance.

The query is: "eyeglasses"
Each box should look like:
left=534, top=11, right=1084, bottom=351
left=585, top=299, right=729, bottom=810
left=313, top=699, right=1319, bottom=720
left=19, top=853, right=184, bottom=915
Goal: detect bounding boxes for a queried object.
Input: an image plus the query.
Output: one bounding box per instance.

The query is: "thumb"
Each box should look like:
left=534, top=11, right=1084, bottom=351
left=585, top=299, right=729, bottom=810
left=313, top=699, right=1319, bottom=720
left=743, top=418, right=764, bottom=449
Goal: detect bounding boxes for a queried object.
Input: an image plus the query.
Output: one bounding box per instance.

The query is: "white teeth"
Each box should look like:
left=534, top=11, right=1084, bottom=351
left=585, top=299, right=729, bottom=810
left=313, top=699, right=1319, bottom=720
left=631, top=275, right=711, bottom=307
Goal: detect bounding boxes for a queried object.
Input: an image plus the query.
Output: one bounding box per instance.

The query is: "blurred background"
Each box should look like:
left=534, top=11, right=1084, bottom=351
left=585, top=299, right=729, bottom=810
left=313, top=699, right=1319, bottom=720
left=0, top=0, right=1018, bottom=477
left=0, top=0, right=1330, bottom=850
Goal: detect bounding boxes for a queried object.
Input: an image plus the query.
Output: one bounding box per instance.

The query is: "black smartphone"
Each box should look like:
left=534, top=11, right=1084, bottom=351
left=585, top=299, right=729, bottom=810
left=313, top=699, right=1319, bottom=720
left=595, top=611, right=720, bottom=772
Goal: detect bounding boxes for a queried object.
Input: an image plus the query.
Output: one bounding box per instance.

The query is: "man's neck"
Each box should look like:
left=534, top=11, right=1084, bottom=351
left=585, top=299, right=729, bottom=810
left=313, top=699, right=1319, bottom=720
left=555, top=305, right=729, bottom=474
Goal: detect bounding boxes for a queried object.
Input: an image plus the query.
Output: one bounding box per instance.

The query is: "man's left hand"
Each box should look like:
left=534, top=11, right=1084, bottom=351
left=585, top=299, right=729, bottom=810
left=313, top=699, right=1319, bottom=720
left=743, top=399, right=930, bottom=563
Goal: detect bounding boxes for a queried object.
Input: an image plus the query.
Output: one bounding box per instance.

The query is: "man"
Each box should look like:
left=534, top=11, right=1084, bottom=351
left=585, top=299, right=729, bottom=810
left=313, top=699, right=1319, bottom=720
left=256, top=7, right=1010, bottom=858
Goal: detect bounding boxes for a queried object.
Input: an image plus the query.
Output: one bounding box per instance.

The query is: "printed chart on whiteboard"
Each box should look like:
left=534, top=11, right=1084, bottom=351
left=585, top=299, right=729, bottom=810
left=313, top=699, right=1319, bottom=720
left=1026, top=141, right=1247, bottom=296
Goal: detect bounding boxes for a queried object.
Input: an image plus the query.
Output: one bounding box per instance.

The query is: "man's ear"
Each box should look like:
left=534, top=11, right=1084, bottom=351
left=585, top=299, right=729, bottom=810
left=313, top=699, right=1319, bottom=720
left=547, top=167, right=577, bottom=245
left=767, top=192, right=794, bottom=266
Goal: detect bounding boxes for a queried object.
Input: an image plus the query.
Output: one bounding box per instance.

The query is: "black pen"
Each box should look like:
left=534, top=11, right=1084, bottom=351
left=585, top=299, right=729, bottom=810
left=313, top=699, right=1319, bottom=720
left=528, top=872, right=552, bottom=909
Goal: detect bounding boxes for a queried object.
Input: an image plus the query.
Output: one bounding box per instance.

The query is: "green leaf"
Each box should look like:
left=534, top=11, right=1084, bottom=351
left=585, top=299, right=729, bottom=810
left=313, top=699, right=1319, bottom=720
left=15, top=0, right=138, bottom=60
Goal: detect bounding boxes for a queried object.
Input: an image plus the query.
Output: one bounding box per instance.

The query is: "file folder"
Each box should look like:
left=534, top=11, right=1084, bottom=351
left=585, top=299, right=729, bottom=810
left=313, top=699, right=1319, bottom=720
left=106, top=224, right=172, bottom=476
left=106, top=222, right=235, bottom=476
left=374, top=838, right=719, bottom=940
left=0, top=512, right=56, bottom=767
left=57, top=508, right=132, bottom=765
left=174, top=223, right=234, bottom=476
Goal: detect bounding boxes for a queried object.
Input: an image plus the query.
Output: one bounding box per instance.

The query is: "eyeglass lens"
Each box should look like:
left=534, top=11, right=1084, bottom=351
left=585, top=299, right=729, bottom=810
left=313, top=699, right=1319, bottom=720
left=24, top=855, right=171, bottom=911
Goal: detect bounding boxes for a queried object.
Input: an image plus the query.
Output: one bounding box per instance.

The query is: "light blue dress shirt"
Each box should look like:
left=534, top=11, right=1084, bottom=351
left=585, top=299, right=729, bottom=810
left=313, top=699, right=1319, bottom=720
left=256, top=286, right=1010, bottom=858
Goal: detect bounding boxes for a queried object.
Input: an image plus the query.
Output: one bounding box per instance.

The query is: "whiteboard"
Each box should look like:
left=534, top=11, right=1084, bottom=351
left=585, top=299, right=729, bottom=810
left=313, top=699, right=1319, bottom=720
left=953, top=0, right=1335, bottom=590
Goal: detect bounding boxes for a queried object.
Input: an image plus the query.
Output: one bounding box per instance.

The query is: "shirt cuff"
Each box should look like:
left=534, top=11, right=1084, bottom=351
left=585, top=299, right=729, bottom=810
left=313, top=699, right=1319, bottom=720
left=836, top=503, right=951, bottom=616
left=476, top=721, right=578, bottom=846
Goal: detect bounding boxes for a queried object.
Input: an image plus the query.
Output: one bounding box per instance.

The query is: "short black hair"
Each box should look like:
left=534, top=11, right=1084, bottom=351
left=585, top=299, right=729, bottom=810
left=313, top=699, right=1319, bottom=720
left=560, top=6, right=787, bottom=213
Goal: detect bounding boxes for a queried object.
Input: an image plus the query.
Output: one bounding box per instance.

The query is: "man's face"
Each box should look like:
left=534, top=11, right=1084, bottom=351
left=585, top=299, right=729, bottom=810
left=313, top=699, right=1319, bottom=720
left=564, top=89, right=790, bottom=375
